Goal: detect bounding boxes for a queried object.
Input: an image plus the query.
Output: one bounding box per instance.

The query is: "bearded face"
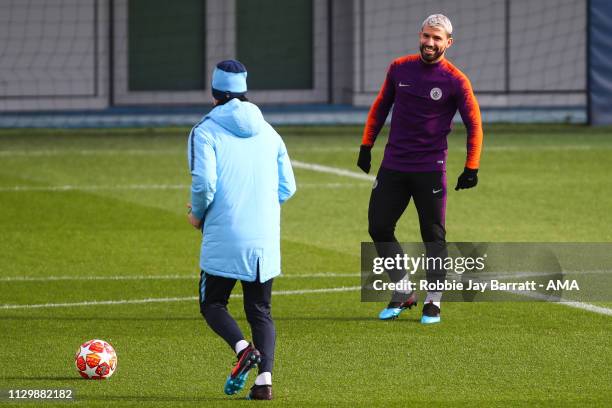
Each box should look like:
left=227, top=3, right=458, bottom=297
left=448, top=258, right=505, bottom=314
left=420, top=43, right=445, bottom=62
left=419, top=26, right=453, bottom=63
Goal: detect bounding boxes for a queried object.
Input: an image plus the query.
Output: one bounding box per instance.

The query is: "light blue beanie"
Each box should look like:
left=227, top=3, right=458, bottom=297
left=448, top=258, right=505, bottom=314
left=211, top=60, right=247, bottom=100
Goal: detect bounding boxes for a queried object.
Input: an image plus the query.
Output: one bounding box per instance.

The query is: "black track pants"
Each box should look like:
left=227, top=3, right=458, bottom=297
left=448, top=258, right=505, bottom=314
left=368, top=167, right=448, bottom=287
left=199, top=271, right=275, bottom=374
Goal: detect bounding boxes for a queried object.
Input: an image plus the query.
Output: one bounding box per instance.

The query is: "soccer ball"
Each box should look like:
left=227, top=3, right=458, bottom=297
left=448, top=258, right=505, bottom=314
left=74, top=339, right=117, bottom=379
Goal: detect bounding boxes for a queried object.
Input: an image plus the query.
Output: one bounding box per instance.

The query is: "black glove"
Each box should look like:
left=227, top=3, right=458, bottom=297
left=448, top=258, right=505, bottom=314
left=357, top=145, right=372, bottom=174
left=455, top=167, right=478, bottom=191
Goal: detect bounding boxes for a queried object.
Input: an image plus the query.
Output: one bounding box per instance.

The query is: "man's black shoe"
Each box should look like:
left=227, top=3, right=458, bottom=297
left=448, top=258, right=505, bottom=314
left=247, top=384, right=273, bottom=400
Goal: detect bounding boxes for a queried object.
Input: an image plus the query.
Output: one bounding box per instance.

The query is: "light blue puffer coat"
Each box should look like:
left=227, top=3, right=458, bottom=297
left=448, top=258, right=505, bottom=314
left=187, top=99, right=296, bottom=282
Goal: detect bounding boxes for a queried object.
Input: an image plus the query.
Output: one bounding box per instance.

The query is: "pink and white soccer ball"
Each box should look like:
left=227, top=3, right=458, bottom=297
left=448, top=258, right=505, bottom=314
left=74, top=339, right=117, bottom=379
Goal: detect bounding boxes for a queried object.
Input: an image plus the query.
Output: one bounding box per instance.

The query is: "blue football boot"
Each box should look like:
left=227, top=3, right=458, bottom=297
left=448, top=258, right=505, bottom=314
left=420, top=302, right=441, bottom=324
left=378, top=291, right=418, bottom=320
left=224, top=343, right=261, bottom=395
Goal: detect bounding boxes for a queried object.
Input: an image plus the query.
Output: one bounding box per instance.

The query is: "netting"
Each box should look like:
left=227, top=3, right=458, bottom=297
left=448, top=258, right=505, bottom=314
left=0, top=0, right=588, bottom=126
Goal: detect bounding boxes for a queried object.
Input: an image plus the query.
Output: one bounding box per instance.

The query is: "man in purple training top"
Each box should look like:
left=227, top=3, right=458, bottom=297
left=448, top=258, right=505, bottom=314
left=357, top=14, right=483, bottom=324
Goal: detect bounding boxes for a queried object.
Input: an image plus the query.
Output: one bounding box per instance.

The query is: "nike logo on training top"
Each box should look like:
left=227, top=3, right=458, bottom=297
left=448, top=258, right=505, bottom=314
left=432, top=188, right=443, bottom=194
left=398, top=82, right=410, bottom=87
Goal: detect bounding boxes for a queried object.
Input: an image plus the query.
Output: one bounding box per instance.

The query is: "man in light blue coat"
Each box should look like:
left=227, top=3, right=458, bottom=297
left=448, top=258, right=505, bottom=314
left=187, top=60, right=296, bottom=401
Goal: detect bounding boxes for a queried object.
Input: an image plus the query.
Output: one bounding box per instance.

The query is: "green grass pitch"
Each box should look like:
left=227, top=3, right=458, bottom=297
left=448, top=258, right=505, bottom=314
left=0, top=124, right=611, bottom=407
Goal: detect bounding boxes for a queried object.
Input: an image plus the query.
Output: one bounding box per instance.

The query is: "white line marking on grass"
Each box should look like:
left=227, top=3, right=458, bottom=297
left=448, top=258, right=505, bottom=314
left=1, top=278, right=610, bottom=316
left=0, top=184, right=188, bottom=192
left=0, top=149, right=181, bottom=157
left=290, top=147, right=359, bottom=153
left=498, top=289, right=612, bottom=316
left=558, top=301, right=612, bottom=316
left=0, top=273, right=359, bottom=282
left=455, top=271, right=612, bottom=316
left=0, top=275, right=194, bottom=282
left=2, top=145, right=609, bottom=316
left=288, top=273, right=359, bottom=278
left=0, top=286, right=361, bottom=310
left=0, top=182, right=367, bottom=193
left=475, top=145, right=612, bottom=152
left=476, top=270, right=611, bottom=280
left=1, top=145, right=611, bottom=158
left=292, top=160, right=375, bottom=181
left=298, top=182, right=368, bottom=188
left=288, top=146, right=612, bottom=154
left=0, top=296, right=196, bottom=310
left=5, top=270, right=607, bottom=283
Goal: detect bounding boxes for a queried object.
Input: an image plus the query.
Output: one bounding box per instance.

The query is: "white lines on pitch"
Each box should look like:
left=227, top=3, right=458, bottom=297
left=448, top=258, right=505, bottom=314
left=1, top=286, right=610, bottom=316
left=0, top=184, right=188, bottom=192
left=292, top=160, right=375, bottom=181
left=496, top=289, right=612, bottom=316
left=5, top=270, right=606, bottom=283
left=0, top=182, right=368, bottom=193
left=299, top=182, right=368, bottom=188
left=1, top=145, right=610, bottom=158
left=552, top=301, right=612, bottom=316
left=295, top=145, right=612, bottom=153
left=0, top=286, right=361, bottom=310
left=0, top=149, right=182, bottom=157
left=0, top=273, right=359, bottom=282
left=452, top=272, right=612, bottom=316
left=1, top=154, right=609, bottom=317
left=470, top=270, right=612, bottom=280
left=1, top=267, right=610, bottom=316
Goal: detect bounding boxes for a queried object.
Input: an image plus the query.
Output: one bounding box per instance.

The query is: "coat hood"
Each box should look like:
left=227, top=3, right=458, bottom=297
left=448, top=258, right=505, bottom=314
left=207, top=99, right=264, bottom=138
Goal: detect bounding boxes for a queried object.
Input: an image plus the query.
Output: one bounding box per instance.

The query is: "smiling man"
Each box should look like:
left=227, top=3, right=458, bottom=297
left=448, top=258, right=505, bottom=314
left=357, top=14, right=483, bottom=324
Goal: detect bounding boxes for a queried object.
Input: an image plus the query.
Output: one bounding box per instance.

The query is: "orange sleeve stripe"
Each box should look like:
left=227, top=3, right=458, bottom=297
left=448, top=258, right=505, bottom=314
left=464, top=89, right=483, bottom=170
left=449, top=66, right=483, bottom=170
left=361, top=90, right=390, bottom=146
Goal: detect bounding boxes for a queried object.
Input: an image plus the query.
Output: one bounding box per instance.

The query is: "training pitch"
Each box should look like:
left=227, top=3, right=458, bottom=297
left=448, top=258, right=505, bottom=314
left=0, top=124, right=611, bottom=406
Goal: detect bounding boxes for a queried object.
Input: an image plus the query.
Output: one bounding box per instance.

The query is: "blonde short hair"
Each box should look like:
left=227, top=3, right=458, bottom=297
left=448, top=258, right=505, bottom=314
left=421, top=14, right=453, bottom=37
